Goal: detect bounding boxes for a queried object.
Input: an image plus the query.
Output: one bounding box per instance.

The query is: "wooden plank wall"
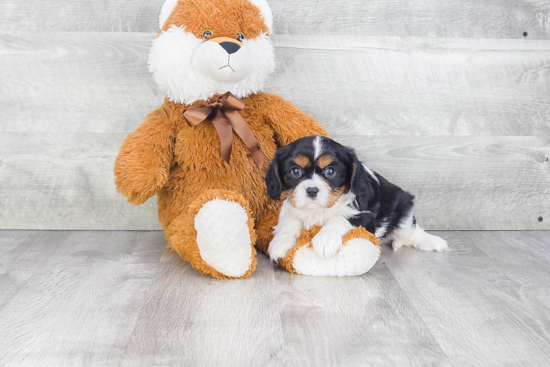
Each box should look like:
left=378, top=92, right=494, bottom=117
left=0, top=0, right=549, bottom=230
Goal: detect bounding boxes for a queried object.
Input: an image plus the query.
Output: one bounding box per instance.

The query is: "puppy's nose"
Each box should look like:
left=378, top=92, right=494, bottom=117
left=306, top=187, right=319, bottom=198
left=220, top=42, right=241, bottom=54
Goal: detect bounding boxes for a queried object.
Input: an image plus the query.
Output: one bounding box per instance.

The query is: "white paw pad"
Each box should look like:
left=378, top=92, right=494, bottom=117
left=194, top=199, right=252, bottom=277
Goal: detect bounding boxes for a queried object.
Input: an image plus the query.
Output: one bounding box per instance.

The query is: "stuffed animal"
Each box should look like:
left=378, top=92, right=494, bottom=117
left=114, top=0, right=381, bottom=279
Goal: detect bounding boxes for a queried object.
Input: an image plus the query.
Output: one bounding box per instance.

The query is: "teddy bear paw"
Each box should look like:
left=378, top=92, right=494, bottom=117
left=279, top=226, right=381, bottom=277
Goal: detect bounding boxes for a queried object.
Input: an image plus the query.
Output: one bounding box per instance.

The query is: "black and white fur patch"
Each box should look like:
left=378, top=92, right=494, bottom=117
left=266, top=135, right=448, bottom=261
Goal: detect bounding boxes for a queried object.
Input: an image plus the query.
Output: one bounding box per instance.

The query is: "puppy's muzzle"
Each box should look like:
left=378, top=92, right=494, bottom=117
left=306, top=187, right=319, bottom=198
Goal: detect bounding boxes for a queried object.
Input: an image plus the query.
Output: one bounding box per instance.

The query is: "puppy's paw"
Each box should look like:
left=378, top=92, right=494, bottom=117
left=312, top=230, right=344, bottom=258
left=393, top=231, right=449, bottom=252
left=416, top=234, right=449, bottom=252
left=268, top=236, right=297, bottom=261
left=392, top=240, right=406, bottom=252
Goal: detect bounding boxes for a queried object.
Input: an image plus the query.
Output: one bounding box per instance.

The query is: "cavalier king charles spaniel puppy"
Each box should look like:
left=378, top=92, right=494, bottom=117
left=266, top=135, right=448, bottom=261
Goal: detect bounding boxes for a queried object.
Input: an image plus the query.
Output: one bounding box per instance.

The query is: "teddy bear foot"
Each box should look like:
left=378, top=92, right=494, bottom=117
left=278, top=226, right=381, bottom=277
left=167, top=190, right=257, bottom=280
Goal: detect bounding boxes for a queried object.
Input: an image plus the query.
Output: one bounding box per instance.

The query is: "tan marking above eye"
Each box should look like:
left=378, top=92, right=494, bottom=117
left=293, top=155, right=311, bottom=169
left=317, top=155, right=334, bottom=169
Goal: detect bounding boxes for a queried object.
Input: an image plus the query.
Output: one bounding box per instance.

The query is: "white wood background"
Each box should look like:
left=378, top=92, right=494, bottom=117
left=0, top=1, right=549, bottom=230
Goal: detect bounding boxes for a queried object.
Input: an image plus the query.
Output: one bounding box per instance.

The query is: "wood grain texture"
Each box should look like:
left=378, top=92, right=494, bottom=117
left=1, top=230, right=549, bottom=366
left=0, top=32, right=165, bottom=134
left=269, top=0, right=550, bottom=39
left=0, top=1, right=164, bottom=33
left=1, top=0, right=549, bottom=39
left=272, top=263, right=452, bottom=366
left=120, top=250, right=288, bottom=367
left=0, top=133, right=160, bottom=230
left=0, top=231, right=165, bottom=367
left=0, top=231, right=71, bottom=307
left=269, top=36, right=550, bottom=137
left=1, top=33, right=549, bottom=137
left=383, top=231, right=550, bottom=366
left=120, top=251, right=452, bottom=366
left=340, top=135, right=550, bottom=231
left=0, top=133, right=548, bottom=231
left=1, top=32, right=549, bottom=230
left=458, top=231, right=550, bottom=291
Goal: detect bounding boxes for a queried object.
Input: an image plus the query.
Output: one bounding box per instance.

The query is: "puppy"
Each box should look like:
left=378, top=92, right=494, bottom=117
left=266, top=135, right=448, bottom=261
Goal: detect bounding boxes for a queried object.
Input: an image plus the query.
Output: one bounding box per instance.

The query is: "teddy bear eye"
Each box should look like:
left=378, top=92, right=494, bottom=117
left=237, top=32, right=245, bottom=41
left=202, top=29, right=213, bottom=39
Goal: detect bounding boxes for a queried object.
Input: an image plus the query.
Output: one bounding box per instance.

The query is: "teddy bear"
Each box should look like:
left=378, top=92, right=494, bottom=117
left=114, top=0, right=381, bottom=279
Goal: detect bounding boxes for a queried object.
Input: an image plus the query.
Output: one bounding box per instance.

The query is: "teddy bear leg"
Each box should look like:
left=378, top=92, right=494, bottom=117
left=166, top=190, right=257, bottom=280
left=279, top=226, right=381, bottom=277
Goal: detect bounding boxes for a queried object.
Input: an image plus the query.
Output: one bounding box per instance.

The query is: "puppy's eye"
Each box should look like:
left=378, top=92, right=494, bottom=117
left=324, top=167, right=336, bottom=178
left=291, top=167, right=302, bottom=177
left=237, top=32, right=245, bottom=41
left=202, top=29, right=213, bottom=39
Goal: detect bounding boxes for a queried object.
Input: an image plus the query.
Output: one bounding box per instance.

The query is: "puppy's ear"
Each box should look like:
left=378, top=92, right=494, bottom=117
left=348, top=150, right=378, bottom=203
left=266, top=158, right=283, bottom=201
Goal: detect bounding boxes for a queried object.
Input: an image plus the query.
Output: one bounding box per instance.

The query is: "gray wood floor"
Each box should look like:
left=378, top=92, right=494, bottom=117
left=1, top=231, right=549, bottom=366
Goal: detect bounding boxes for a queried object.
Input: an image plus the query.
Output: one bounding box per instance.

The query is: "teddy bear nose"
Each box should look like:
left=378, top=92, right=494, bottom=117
left=219, top=42, right=241, bottom=54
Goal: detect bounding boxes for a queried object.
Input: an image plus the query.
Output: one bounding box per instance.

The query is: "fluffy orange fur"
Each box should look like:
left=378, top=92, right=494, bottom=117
left=115, top=92, right=328, bottom=278
left=163, top=0, right=269, bottom=38
left=116, top=0, right=376, bottom=279
left=166, top=190, right=258, bottom=280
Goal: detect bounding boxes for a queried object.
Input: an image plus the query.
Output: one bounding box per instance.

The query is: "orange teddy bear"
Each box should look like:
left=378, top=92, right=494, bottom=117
left=114, top=0, right=380, bottom=279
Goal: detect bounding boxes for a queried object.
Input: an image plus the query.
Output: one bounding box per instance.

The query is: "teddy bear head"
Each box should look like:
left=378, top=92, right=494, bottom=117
left=149, top=0, right=275, bottom=104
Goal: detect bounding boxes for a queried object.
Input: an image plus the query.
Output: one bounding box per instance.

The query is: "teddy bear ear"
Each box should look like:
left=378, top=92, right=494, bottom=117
left=158, top=0, right=179, bottom=30
left=248, top=0, right=274, bottom=34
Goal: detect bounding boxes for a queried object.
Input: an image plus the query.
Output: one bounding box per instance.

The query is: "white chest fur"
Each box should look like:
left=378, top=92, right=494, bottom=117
left=287, top=192, right=359, bottom=229
left=268, top=192, right=361, bottom=261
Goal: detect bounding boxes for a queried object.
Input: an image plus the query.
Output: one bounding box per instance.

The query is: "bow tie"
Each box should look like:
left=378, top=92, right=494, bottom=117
left=182, top=92, right=264, bottom=169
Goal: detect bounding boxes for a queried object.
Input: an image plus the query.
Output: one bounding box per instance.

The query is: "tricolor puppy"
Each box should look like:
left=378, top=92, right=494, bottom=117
left=266, top=136, right=448, bottom=261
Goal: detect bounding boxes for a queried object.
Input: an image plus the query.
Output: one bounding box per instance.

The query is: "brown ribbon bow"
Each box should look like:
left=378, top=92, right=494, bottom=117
left=182, top=92, right=264, bottom=169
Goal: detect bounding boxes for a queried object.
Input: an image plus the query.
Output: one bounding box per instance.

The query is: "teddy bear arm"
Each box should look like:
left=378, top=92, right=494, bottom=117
left=264, top=96, right=329, bottom=146
left=114, top=106, right=175, bottom=205
left=279, top=226, right=381, bottom=276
